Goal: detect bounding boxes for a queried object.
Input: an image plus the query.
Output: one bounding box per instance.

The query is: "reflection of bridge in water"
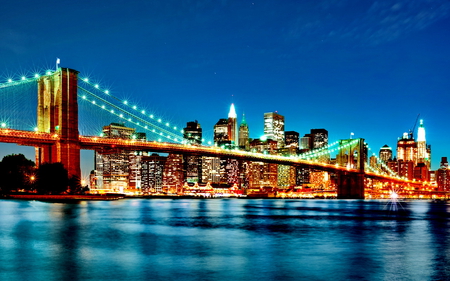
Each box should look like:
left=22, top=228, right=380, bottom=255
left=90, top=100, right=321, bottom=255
left=0, top=68, right=433, bottom=199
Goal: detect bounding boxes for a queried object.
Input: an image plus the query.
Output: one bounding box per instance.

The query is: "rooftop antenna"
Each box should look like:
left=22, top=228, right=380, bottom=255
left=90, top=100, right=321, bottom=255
left=409, top=113, right=420, bottom=139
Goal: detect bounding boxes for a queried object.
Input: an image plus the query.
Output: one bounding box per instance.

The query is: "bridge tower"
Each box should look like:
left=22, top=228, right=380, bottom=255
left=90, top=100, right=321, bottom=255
left=36, top=68, right=81, bottom=179
left=336, top=138, right=366, bottom=199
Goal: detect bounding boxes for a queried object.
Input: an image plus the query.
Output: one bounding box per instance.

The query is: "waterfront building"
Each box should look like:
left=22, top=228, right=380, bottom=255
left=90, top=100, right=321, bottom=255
left=184, top=155, right=202, bottom=183
left=141, top=153, right=166, bottom=193
left=201, top=156, right=221, bottom=184
left=249, top=161, right=278, bottom=189
left=437, top=157, right=450, bottom=191
left=264, top=112, right=285, bottom=148
left=278, top=165, right=296, bottom=188
left=94, top=122, right=146, bottom=192
left=163, top=154, right=184, bottom=194
left=183, top=120, right=202, bottom=145
left=238, top=114, right=250, bottom=151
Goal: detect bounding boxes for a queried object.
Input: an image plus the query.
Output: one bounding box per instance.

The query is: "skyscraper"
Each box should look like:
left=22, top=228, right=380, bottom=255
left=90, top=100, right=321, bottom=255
left=264, top=112, right=285, bottom=148
left=238, top=114, right=250, bottom=150
left=214, top=118, right=228, bottom=146
left=183, top=120, right=202, bottom=145
left=94, top=122, right=146, bottom=192
left=416, top=119, right=431, bottom=168
left=228, top=103, right=238, bottom=144
left=379, top=145, right=393, bottom=163
left=309, top=129, right=328, bottom=149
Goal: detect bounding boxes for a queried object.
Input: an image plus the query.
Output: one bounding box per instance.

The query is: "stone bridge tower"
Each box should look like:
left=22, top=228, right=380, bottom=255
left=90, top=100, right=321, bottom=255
left=336, top=138, right=366, bottom=199
left=36, top=68, right=81, bottom=179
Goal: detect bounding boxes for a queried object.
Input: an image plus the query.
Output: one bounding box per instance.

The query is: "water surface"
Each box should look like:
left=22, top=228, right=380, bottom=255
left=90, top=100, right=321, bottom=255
left=1, top=199, right=449, bottom=280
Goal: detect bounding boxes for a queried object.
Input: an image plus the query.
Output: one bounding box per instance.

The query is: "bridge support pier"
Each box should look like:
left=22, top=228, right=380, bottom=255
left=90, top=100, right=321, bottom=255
left=337, top=172, right=365, bottom=199
left=36, top=68, right=81, bottom=179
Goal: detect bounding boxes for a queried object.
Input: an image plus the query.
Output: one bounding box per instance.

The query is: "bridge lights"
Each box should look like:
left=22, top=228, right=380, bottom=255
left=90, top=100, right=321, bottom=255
left=46, top=71, right=52, bottom=75
left=34, top=127, right=38, bottom=132
left=21, top=76, right=26, bottom=80
left=34, top=74, right=40, bottom=78
left=83, top=78, right=89, bottom=82
left=7, top=79, right=12, bottom=83
left=105, top=90, right=109, bottom=94
left=1, top=123, right=6, bottom=128
left=94, top=84, right=99, bottom=88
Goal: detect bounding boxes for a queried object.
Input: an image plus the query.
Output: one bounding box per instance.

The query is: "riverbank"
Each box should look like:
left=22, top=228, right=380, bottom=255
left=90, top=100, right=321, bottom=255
left=1, top=194, right=124, bottom=201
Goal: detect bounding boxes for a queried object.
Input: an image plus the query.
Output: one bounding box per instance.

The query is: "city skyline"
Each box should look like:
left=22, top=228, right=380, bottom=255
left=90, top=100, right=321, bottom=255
left=1, top=0, right=449, bottom=174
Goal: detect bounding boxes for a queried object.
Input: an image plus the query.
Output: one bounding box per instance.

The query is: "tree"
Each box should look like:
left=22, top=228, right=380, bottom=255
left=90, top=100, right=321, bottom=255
left=35, top=162, right=69, bottom=194
left=68, top=175, right=88, bottom=194
left=0, top=154, right=36, bottom=194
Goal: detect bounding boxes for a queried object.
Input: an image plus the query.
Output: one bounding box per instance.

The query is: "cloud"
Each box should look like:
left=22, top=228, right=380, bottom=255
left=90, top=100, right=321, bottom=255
left=285, top=0, right=450, bottom=46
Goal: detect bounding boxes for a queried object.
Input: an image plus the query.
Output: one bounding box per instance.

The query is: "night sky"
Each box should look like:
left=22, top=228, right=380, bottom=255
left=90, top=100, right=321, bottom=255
left=1, top=0, right=449, bottom=175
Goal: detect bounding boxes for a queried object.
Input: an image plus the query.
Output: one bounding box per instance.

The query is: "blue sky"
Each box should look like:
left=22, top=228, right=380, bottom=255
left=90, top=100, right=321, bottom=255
left=1, top=0, right=449, bottom=174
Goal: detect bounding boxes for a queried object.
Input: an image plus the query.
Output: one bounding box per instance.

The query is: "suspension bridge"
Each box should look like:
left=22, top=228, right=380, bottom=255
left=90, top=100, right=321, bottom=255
left=0, top=67, right=432, bottom=199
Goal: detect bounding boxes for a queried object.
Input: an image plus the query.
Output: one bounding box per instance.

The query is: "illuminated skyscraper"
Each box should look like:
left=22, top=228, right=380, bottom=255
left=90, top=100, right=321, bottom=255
left=228, top=103, right=238, bottom=144
left=437, top=157, right=450, bottom=191
left=163, top=154, right=184, bottom=194
left=183, top=120, right=202, bottom=145
left=416, top=119, right=431, bottom=168
left=264, top=112, right=285, bottom=148
left=309, top=129, right=328, bottom=149
left=214, top=118, right=228, bottom=146
left=94, top=122, right=146, bottom=192
left=141, top=153, right=167, bottom=193
left=396, top=132, right=417, bottom=163
left=379, top=145, right=393, bottom=163
left=284, top=131, right=299, bottom=155
left=238, top=114, right=250, bottom=150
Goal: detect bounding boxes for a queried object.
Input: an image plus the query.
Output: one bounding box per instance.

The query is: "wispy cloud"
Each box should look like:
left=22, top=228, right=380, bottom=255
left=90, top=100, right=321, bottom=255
left=286, top=0, right=450, bottom=46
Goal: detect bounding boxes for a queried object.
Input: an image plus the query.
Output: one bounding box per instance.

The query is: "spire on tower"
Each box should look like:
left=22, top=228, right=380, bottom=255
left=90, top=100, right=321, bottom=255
left=417, top=119, right=426, bottom=142
left=228, top=103, right=237, bottom=119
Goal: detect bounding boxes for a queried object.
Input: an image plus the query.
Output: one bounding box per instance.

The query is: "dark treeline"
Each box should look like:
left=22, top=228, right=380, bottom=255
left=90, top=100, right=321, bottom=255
left=0, top=154, right=88, bottom=195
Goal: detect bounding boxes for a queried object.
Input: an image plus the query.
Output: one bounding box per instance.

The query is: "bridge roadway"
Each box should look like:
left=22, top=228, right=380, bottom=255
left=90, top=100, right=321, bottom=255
left=0, top=128, right=418, bottom=186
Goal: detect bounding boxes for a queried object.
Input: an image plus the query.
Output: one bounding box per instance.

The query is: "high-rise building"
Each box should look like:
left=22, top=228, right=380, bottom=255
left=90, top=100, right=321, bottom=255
left=214, top=118, right=229, bottom=146
left=228, top=103, right=238, bottom=144
left=184, top=155, right=202, bottom=183
left=94, top=123, right=146, bottom=192
left=397, top=132, right=417, bottom=163
left=309, top=129, right=328, bottom=149
left=238, top=114, right=250, bottom=150
left=163, top=154, right=184, bottom=194
left=416, top=119, right=431, bottom=168
left=264, top=112, right=285, bottom=148
left=141, top=153, right=167, bottom=193
left=183, top=120, right=202, bottom=145
left=379, top=145, right=393, bottom=163
left=437, top=157, right=450, bottom=191
left=284, top=131, right=299, bottom=155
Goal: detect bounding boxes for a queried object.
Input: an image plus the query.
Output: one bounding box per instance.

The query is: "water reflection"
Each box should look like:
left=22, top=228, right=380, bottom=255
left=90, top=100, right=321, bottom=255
left=0, top=199, right=449, bottom=280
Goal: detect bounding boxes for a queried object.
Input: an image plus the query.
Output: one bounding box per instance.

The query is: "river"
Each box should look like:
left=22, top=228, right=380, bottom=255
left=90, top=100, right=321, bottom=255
left=0, top=198, right=449, bottom=280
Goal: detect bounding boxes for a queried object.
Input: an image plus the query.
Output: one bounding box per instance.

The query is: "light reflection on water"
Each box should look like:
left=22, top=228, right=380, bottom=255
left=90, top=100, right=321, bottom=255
left=0, top=199, right=449, bottom=280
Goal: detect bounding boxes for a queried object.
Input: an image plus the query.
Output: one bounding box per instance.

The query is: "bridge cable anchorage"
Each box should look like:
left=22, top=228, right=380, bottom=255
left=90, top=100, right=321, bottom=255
left=78, top=86, right=183, bottom=142
left=78, top=77, right=184, bottom=135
